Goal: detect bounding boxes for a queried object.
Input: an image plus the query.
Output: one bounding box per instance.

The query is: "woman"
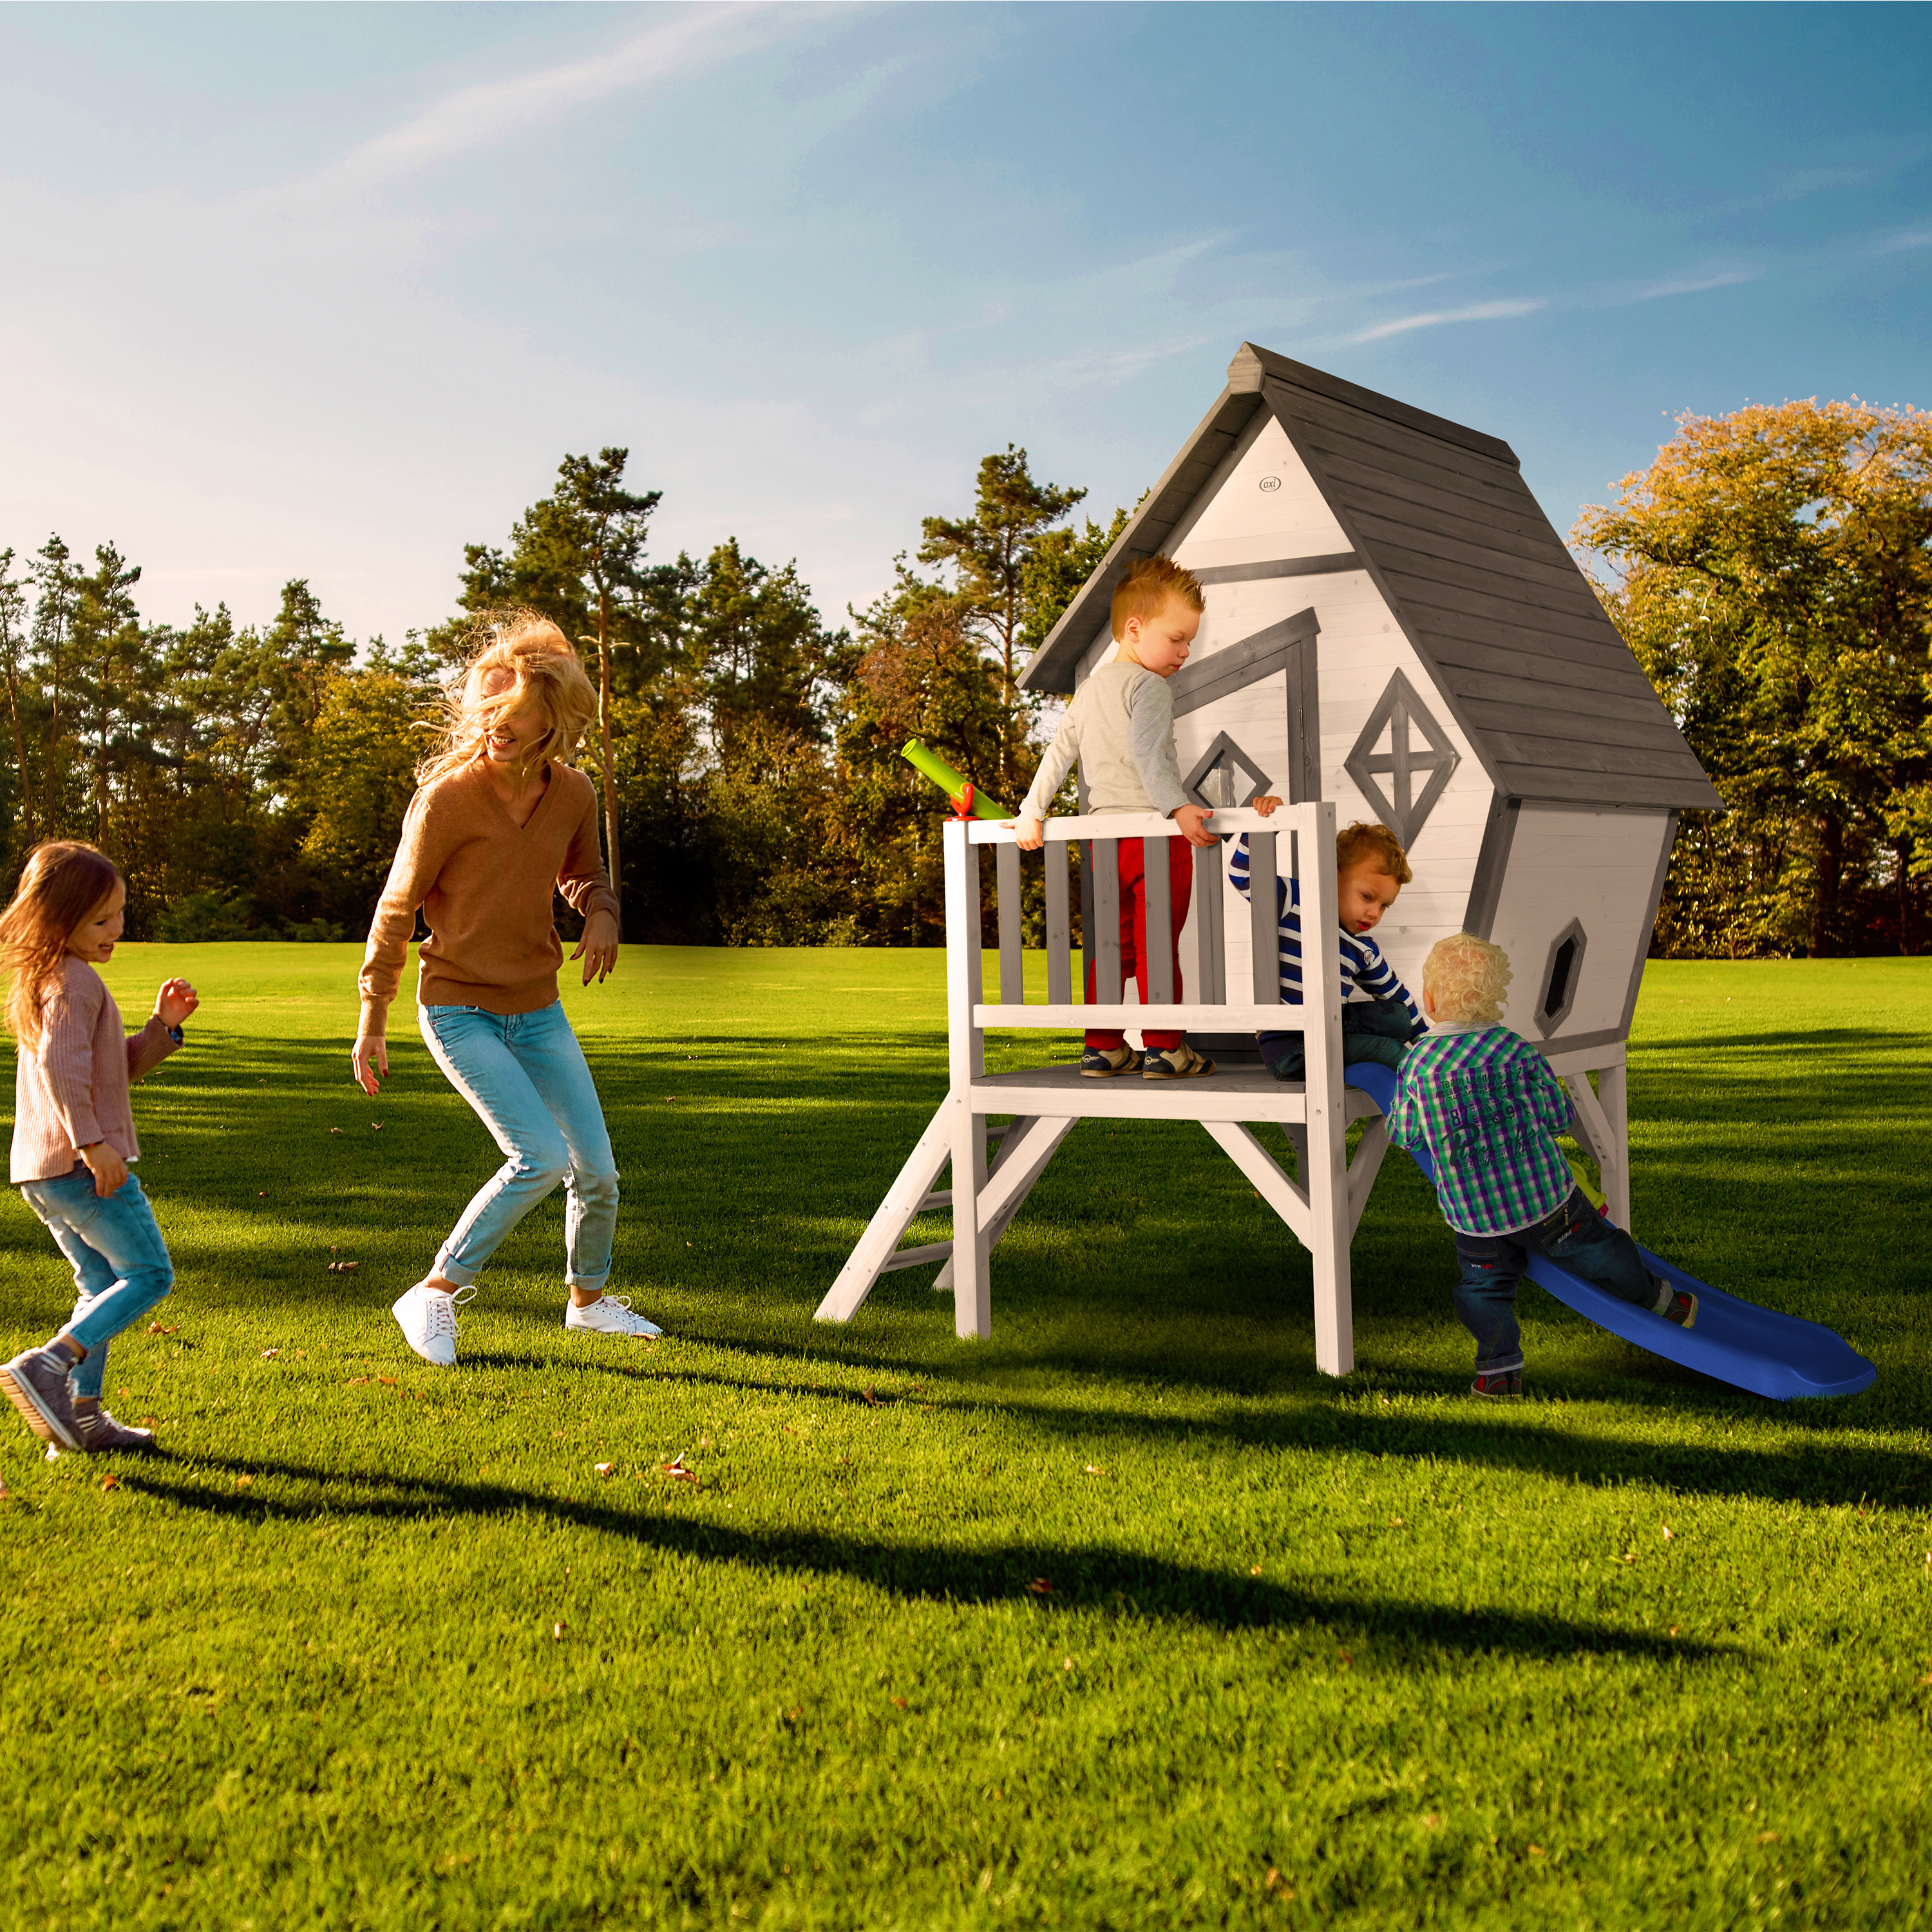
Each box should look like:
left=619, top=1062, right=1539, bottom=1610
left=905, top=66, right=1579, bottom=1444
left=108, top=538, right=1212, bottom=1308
left=352, top=614, right=658, bottom=1367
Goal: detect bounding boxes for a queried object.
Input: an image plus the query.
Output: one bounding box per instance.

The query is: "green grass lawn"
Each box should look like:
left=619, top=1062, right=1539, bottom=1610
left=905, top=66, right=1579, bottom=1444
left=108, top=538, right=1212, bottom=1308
left=2, top=945, right=1929, bottom=1931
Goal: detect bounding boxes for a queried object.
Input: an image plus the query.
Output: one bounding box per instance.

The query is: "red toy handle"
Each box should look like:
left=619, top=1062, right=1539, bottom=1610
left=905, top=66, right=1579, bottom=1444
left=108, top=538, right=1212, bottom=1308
left=951, top=781, right=976, bottom=822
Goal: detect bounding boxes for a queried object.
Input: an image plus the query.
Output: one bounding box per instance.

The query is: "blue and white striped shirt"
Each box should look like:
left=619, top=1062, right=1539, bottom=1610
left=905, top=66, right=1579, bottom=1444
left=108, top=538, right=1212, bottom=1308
left=1227, top=833, right=1423, bottom=1025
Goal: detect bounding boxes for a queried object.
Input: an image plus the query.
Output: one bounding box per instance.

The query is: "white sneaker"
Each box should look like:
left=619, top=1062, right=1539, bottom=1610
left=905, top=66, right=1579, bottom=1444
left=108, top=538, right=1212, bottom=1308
left=564, top=1294, right=663, bottom=1339
left=392, top=1281, right=475, bottom=1367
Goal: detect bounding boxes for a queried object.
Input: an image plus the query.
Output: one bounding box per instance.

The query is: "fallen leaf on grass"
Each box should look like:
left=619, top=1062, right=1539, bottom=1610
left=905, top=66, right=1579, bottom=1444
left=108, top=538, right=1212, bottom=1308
left=1662, top=1525, right=1674, bottom=1540
left=553, top=1622, right=567, bottom=1640
left=325, top=1260, right=360, bottom=1273
left=235, top=1475, right=253, bottom=1489
left=348, top=1377, right=370, bottom=1387
left=370, top=1123, right=384, bottom=1133
left=0, top=1478, right=8, bottom=1499
left=100, top=1474, right=118, bottom=1491
left=1528, top=1844, right=1545, bottom=1857
left=1389, top=1517, right=1406, bottom=1526
left=377, top=1377, right=397, bottom=1387
left=889, top=1696, right=907, bottom=1709
left=147, top=1323, right=177, bottom=1336
left=260, top=1349, right=281, bottom=1359
left=1250, top=1566, right=1262, bottom=1577
left=1757, top=1831, right=1781, bottom=1844
left=1620, top=1552, right=1636, bottom=1565
left=1421, top=1814, right=1442, bottom=1831
left=140, top=1416, right=156, bottom=1428
left=328, top=1128, right=344, bottom=1137
left=1083, top=1464, right=1105, bottom=1476
left=1337, top=1652, right=1353, bottom=1668
left=862, top=1387, right=880, bottom=1408
left=1027, top=1578, right=1054, bottom=1596
left=594, top=1462, right=615, bottom=1477
left=661, top=1452, right=699, bottom=1484
left=1062, top=1657, right=1074, bottom=1671
left=1669, top=1625, right=1680, bottom=1637
left=256, top=1191, right=267, bottom=1198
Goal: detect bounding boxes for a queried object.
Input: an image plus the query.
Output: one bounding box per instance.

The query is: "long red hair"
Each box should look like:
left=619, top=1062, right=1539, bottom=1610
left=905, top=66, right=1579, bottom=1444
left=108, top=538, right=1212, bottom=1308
left=1, top=842, right=123, bottom=1047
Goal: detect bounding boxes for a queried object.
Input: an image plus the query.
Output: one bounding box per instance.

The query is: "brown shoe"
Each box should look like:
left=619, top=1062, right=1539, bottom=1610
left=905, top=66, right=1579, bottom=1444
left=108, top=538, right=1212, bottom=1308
left=1142, top=1045, right=1216, bottom=1080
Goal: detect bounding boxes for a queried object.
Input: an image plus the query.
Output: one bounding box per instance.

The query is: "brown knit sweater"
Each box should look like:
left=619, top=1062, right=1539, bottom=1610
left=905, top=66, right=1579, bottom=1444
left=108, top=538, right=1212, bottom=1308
left=359, top=761, right=621, bottom=1024
left=10, top=956, right=180, bottom=1183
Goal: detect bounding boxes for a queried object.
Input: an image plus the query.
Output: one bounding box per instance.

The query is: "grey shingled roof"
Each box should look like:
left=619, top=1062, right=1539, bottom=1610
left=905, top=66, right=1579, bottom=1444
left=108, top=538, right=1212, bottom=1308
left=1021, top=343, right=1722, bottom=813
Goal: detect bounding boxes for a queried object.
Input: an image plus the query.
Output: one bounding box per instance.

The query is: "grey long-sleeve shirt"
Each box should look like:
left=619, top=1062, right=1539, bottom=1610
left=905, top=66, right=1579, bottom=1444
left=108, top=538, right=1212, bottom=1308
left=1017, top=661, right=1189, bottom=822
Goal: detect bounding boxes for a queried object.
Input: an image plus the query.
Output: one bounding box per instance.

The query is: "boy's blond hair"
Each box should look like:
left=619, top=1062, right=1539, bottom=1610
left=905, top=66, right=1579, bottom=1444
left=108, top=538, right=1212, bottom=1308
left=1423, top=933, right=1512, bottom=1027
left=1336, top=820, right=1411, bottom=886
left=1110, top=555, right=1204, bottom=639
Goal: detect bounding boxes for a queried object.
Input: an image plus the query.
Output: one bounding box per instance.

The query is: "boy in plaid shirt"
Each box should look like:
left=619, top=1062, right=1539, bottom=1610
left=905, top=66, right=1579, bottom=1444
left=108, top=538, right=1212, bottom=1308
left=1390, top=931, right=1697, bottom=1398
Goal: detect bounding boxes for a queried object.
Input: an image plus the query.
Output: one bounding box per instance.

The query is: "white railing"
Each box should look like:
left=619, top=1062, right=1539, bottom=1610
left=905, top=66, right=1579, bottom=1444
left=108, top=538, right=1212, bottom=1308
left=948, top=801, right=1343, bottom=1042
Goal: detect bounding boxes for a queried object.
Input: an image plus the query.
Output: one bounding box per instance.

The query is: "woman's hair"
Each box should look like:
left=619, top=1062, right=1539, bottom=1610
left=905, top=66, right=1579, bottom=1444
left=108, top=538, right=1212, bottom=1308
left=417, top=611, right=600, bottom=788
left=1423, top=931, right=1513, bottom=1028
left=1, top=842, right=124, bottom=1046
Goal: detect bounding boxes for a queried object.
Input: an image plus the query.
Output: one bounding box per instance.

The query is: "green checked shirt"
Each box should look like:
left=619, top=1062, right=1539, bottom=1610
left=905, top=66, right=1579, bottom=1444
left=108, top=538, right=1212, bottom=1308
left=1389, top=1023, right=1574, bottom=1236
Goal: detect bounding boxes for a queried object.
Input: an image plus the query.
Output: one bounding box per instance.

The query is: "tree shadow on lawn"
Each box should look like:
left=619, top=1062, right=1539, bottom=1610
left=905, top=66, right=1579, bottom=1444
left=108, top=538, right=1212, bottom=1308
left=119, top=1450, right=1732, bottom=1665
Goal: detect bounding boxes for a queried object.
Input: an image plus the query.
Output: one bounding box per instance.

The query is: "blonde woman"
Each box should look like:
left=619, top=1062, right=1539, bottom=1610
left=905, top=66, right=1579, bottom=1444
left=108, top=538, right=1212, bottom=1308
left=352, top=615, right=658, bottom=1367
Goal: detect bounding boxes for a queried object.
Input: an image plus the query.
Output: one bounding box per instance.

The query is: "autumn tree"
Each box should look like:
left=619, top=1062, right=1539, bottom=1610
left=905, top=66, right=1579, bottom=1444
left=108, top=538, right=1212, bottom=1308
left=1576, top=398, right=1932, bottom=956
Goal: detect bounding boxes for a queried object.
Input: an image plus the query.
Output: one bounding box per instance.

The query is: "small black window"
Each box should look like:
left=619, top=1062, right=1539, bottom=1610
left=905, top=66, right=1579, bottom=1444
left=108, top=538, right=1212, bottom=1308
left=1536, top=918, right=1587, bottom=1036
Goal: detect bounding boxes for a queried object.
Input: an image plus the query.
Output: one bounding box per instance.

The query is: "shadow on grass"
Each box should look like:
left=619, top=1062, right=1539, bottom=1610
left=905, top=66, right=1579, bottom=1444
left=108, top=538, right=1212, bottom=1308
left=119, top=1451, right=1731, bottom=1663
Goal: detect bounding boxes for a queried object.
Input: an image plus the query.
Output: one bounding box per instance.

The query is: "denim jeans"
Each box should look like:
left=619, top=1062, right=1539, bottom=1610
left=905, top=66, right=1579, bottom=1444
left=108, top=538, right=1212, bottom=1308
left=419, top=1001, right=619, bottom=1292
left=1452, top=1186, right=1660, bottom=1374
left=18, top=1165, right=175, bottom=1401
left=1260, top=998, right=1418, bottom=1081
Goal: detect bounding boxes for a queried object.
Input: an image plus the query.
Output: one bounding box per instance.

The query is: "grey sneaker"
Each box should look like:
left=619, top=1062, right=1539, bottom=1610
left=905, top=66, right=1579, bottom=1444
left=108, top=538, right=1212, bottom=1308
left=74, top=1408, right=158, bottom=1454
left=1, top=1349, right=82, bottom=1449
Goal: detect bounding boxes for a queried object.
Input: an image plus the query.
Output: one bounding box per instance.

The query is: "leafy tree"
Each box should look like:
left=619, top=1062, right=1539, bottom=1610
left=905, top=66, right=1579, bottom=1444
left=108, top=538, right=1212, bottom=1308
left=0, top=549, right=35, bottom=851
left=68, top=544, right=147, bottom=844
left=1018, top=507, right=1131, bottom=659
left=447, top=449, right=670, bottom=916
left=1577, top=398, right=1932, bottom=956
left=685, top=538, right=842, bottom=750
left=918, top=446, right=1086, bottom=791
left=30, top=536, right=82, bottom=839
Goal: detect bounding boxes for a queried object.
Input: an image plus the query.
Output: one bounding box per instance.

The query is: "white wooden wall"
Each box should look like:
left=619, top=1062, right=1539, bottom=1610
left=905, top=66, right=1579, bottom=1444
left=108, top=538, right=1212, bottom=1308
left=1488, top=807, right=1671, bottom=1040
left=1076, top=415, right=1492, bottom=1011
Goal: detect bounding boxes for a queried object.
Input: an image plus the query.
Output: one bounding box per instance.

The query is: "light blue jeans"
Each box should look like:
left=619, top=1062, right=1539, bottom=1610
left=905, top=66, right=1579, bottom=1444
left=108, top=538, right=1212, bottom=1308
left=419, top=1001, right=619, bottom=1293
left=18, top=1165, right=175, bottom=1401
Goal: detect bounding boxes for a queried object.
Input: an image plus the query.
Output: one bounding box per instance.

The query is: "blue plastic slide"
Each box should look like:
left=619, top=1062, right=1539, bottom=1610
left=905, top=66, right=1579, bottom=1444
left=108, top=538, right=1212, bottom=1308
left=1341, top=1061, right=1875, bottom=1401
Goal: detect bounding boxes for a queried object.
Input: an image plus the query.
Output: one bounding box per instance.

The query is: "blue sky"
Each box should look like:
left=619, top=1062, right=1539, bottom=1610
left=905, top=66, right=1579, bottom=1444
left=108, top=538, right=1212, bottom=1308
left=1, top=2, right=1926, bottom=644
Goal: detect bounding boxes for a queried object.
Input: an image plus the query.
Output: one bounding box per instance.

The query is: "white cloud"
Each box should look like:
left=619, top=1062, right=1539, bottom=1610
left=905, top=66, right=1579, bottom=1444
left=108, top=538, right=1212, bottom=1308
left=296, top=4, right=830, bottom=198
left=1350, top=297, right=1544, bottom=343
left=1622, top=265, right=1763, bottom=302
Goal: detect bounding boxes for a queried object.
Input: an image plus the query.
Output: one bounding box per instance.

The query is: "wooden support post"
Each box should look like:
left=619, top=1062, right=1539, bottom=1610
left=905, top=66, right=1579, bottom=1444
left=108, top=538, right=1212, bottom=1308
left=996, top=842, right=1023, bottom=1006
left=1046, top=844, right=1072, bottom=1006
left=1093, top=839, right=1122, bottom=1003
left=813, top=1104, right=952, bottom=1322
left=1597, top=1060, right=1631, bottom=1233
left=945, top=820, right=991, bottom=1338
left=1079, top=840, right=1095, bottom=1007
left=1143, top=835, right=1173, bottom=1003
left=1193, top=840, right=1225, bottom=1005
left=1248, top=830, right=1278, bottom=1004
left=1299, top=802, right=1353, bottom=1376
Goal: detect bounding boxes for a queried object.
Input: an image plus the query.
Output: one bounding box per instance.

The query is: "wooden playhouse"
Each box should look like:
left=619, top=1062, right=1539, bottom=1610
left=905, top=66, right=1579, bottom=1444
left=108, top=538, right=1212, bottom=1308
left=819, top=343, right=1721, bottom=1372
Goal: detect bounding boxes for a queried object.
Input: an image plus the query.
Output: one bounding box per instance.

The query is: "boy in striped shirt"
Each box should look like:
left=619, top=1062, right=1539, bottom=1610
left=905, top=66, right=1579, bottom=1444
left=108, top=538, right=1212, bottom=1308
left=1391, top=931, right=1696, bottom=1399
left=1227, top=811, right=1425, bottom=1081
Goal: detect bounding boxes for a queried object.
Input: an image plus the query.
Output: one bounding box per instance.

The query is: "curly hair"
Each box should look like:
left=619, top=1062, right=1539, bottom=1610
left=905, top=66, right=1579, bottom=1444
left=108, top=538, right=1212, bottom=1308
left=1423, top=931, right=1513, bottom=1027
left=1336, top=820, right=1412, bottom=885
left=417, top=611, right=598, bottom=788
left=1, top=842, right=124, bottom=1047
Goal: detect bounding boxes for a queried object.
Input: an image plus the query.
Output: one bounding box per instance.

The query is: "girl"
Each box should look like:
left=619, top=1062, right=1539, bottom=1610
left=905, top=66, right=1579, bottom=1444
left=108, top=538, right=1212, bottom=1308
left=1, top=842, right=198, bottom=1454
left=352, top=613, right=658, bottom=1367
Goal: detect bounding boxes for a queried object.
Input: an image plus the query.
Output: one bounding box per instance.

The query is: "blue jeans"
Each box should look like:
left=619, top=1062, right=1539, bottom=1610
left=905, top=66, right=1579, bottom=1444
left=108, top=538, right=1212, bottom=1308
left=419, top=1002, right=619, bottom=1292
left=1452, top=1186, right=1660, bottom=1375
left=18, top=1165, right=175, bottom=1401
left=1260, top=998, right=1418, bottom=1081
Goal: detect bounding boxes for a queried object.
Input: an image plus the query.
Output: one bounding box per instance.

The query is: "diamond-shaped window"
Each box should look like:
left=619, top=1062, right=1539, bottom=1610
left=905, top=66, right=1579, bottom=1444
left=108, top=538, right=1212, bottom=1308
left=1343, top=669, right=1459, bottom=847
left=1184, top=732, right=1273, bottom=811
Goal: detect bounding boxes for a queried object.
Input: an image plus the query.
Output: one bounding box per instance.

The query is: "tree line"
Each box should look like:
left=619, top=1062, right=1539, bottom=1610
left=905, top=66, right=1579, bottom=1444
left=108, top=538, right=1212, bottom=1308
left=3, top=395, right=1926, bottom=956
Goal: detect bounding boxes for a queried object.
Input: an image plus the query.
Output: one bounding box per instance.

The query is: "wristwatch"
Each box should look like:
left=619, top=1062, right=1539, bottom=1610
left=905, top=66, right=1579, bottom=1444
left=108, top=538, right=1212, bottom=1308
left=164, top=1023, right=184, bottom=1046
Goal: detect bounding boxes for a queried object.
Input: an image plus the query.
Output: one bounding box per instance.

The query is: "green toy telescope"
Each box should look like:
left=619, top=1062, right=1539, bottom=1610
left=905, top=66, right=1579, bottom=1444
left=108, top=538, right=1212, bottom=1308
left=901, top=740, right=1009, bottom=819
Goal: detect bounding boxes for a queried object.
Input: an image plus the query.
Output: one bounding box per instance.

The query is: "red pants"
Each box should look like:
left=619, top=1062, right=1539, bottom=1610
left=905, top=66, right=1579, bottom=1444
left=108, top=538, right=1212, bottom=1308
left=1084, top=836, right=1194, bottom=1051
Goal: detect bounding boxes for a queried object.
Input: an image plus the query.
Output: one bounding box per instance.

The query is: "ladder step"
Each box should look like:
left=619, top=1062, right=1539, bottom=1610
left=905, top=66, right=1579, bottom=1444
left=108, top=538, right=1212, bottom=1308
left=880, top=1240, right=953, bottom=1273
left=916, top=1189, right=953, bottom=1211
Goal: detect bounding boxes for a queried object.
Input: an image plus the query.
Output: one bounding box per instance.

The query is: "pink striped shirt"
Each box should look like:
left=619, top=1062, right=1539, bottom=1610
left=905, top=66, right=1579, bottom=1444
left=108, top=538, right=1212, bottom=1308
left=10, top=956, right=180, bottom=1183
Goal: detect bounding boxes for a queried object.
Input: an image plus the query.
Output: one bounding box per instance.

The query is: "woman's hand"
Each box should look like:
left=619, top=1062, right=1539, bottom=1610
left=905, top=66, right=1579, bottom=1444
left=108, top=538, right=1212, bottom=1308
left=81, top=1141, right=129, bottom=1198
left=352, top=1026, right=389, bottom=1097
left=155, top=978, right=200, bottom=1028
left=573, top=911, right=620, bottom=986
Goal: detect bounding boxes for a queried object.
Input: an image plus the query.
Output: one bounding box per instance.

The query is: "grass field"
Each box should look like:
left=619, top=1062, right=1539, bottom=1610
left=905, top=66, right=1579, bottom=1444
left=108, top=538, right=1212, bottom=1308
left=2, top=945, right=1929, bottom=1931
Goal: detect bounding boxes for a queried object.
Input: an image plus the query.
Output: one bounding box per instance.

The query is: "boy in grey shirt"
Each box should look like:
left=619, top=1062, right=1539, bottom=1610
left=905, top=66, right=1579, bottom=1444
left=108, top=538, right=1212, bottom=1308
left=1014, top=556, right=1218, bottom=1079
